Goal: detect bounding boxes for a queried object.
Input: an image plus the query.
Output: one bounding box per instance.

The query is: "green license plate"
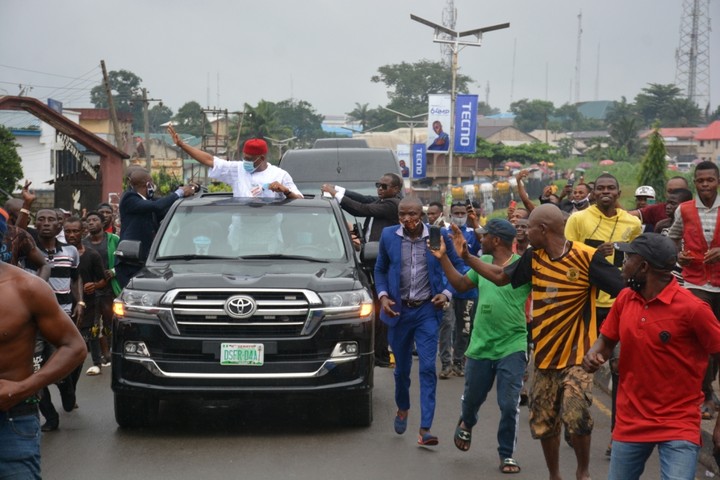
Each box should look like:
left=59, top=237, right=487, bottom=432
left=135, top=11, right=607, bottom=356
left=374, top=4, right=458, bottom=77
left=220, top=343, right=264, bottom=366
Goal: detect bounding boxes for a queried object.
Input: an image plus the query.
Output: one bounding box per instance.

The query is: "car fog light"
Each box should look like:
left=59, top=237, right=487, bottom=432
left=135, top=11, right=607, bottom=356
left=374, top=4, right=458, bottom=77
left=124, top=341, right=150, bottom=357
left=331, top=341, right=359, bottom=358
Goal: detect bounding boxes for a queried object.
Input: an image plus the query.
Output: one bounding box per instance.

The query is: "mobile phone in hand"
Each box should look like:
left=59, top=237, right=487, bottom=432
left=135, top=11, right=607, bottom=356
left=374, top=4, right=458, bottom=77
left=429, top=225, right=441, bottom=250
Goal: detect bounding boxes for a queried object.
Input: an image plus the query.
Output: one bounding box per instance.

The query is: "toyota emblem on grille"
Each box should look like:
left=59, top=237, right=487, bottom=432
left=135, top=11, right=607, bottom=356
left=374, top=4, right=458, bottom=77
left=224, top=295, right=257, bottom=319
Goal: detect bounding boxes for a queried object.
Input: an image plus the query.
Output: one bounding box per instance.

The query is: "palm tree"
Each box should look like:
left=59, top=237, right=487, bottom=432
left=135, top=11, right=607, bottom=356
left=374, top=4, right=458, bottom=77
left=347, top=102, right=370, bottom=131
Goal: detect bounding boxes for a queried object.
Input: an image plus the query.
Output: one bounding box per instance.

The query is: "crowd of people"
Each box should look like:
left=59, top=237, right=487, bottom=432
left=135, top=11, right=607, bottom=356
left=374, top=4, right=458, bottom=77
left=4, top=138, right=720, bottom=479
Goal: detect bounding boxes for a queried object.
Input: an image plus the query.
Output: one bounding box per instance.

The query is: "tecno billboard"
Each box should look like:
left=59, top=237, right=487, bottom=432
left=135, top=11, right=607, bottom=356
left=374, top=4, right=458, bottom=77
left=427, top=94, right=478, bottom=154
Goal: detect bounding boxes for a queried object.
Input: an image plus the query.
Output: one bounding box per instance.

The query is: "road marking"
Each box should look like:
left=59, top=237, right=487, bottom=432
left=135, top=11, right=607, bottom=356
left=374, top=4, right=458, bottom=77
left=594, top=396, right=611, bottom=417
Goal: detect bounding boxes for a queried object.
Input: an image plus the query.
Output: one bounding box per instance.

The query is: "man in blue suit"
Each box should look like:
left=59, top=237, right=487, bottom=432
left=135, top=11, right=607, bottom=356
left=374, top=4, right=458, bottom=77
left=116, top=169, right=196, bottom=288
left=375, top=197, right=451, bottom=446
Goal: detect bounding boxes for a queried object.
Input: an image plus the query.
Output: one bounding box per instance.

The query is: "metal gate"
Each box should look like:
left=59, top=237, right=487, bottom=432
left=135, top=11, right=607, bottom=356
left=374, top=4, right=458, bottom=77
left=53, top=134, right=102, bottom=214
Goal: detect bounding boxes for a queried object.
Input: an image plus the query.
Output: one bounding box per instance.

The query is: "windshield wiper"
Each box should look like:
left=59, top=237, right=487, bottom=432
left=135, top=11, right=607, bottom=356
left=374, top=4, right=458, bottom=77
left=156, top=255, right=235, bottom=261
left=239, top=254, right=329, bottom=263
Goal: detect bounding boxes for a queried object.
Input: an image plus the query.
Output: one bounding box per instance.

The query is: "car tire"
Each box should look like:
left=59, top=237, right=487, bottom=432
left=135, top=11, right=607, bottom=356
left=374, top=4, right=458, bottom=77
left=114, top=393, right=159, bottom=428
left=344, top=391, right=373, bottom=428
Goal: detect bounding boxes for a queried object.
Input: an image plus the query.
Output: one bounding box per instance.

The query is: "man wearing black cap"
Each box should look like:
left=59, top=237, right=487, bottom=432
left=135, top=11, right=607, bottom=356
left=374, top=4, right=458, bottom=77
left=431, top=218, right=530, bottom=473
left=169, top=125, right=302, bottom=199
left=584, top=233, right=720, bottom=480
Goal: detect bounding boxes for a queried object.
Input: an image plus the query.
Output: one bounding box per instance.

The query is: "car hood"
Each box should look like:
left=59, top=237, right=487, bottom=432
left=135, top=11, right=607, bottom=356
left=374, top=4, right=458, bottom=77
left=127, top=261, right=364, bottom=292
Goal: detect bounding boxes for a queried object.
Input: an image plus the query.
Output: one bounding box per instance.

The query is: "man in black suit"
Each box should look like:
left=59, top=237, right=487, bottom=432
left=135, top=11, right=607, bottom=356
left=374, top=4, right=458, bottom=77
left=321, top=173, right=403, bottom=367
left=115, top=169, right=196, bottom=288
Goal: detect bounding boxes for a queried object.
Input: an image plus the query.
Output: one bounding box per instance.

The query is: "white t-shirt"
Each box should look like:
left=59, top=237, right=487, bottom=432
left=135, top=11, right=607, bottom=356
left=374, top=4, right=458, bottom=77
left=209, top=157, right=303, bottom=199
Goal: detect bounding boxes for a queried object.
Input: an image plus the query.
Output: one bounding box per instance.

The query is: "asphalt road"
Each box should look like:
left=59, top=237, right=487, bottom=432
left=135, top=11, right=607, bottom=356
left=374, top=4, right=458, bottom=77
left=39, top=358, right=705, bottom=480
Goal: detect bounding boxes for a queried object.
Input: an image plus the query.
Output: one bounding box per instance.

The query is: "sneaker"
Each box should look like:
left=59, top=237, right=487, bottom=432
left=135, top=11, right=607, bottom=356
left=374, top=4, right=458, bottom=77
left=86, top=366, right=101, bottom=376
left=101, top=360, right=111, bottom=368
left=439, top=366, right=453, bottom=379
left=452, top=364, right=465, bottom=377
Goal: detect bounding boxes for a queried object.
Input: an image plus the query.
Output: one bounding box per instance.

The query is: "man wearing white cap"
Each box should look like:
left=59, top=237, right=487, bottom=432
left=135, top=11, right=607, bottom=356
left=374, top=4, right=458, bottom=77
left=634, top=185, right=655, bottom=210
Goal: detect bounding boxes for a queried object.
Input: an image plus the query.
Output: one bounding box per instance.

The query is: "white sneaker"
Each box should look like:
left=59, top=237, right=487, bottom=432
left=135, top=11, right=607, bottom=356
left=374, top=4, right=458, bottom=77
left=86, top=366, right=101, bottom=376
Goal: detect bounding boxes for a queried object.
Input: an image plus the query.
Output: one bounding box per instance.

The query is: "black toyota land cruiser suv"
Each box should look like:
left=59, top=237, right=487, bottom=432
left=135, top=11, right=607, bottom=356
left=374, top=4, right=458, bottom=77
left=111, top=194, right=375, bottom=428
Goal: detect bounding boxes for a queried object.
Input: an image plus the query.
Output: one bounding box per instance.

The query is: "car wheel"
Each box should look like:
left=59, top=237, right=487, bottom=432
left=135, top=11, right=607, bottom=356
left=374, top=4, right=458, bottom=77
left=344, top=391, right=373, bottom=428
left=114, top=393, right=159, bottom=428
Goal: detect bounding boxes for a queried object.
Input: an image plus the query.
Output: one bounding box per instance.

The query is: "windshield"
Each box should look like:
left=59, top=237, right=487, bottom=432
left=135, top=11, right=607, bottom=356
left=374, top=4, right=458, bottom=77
left=156, top=203, right=347, bottom=261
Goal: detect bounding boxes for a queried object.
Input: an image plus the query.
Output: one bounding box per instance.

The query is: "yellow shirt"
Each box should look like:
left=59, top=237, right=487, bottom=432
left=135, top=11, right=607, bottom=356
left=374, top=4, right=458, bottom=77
left=564, top=205, right=642, bottom=308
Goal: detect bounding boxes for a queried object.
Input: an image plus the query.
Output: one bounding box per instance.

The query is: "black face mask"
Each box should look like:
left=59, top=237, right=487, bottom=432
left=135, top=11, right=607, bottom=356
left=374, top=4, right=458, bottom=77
left=626, top=275, right=645, bottom=293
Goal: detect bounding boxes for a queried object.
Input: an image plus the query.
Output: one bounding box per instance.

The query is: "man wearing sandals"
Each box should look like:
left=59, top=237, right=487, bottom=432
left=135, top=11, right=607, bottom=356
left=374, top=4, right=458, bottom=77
left=584, top=233, right=720, bottom=480
left=431, top=218, right=530, bottom=473
left=451, top=205, right=624, bottom=480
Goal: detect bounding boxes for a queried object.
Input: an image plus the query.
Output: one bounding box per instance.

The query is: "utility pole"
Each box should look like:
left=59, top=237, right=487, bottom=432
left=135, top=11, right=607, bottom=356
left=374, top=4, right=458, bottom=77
left=137, top=88, right=163, bottom=170
left=411, top=13, right=509, bottom=186
left=101, top=60, right=124, bottom=150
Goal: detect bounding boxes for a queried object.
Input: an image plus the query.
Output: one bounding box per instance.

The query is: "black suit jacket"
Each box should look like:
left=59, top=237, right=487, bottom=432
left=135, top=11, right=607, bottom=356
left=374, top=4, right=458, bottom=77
left=118, top=189, right=181, bottom=261
left=340, top=190, right=400, bottom=242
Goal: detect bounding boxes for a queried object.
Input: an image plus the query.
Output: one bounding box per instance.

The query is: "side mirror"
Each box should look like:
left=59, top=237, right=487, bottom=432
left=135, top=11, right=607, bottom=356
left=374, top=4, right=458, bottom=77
left=360, top=241, right=379, bottom=269
left=115, top=240, right=142, bottom=264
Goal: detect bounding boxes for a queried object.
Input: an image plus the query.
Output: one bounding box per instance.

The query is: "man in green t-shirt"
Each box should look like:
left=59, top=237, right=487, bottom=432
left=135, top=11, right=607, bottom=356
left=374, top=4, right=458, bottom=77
left=432, top=218, right=531, bottom=474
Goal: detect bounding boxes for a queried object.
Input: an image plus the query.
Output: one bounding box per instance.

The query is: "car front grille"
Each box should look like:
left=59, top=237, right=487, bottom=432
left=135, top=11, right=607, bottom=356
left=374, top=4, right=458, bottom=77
left=167, top=288, right=316, bottom=338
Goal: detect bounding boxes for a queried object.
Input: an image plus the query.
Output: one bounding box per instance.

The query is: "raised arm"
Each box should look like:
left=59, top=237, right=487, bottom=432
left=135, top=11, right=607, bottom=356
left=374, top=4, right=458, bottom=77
left=515, top=170, right=535, bottom=212
left=169, top=124, right=214, bottom=167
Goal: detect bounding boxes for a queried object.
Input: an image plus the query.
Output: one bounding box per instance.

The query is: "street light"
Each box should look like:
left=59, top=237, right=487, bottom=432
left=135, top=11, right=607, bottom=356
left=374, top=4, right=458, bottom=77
left=264, top=136, right=297, bottom=160
left=410, top=13, right=509, bottom=186
left=381, top=107, right=427, bottom=146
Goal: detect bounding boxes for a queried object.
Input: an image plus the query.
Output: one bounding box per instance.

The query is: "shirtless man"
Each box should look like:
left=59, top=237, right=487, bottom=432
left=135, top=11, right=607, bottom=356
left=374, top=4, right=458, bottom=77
left=0, top=212, right=86, bottom=479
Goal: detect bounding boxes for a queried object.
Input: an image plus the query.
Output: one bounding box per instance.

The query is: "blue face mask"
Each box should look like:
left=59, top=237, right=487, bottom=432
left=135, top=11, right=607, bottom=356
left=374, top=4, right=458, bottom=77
left=242, top=159, right=257, bottom=173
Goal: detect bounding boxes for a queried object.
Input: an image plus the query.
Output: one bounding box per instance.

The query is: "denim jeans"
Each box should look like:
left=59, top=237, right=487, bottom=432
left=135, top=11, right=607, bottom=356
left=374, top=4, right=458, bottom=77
left=461, top=351, right=527, bottom=459
left=0, top=412, right=41, bottom=479
left=438, top=298, right=473, bottom=367
left=608, top=440, right=700, bottom=480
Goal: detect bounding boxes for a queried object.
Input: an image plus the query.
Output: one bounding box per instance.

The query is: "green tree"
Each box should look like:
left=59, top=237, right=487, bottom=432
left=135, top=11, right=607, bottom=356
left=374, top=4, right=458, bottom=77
left=510, top=99, right=555, bottom=133
left=634, top=83, right=702, bottom=127
left=478, top=101, right=500, bottom=117
left=172, top=101, right=206, bottom=137
left=606, top=98, right=642, bottom=158
left=637, top=127, right=668, bottom=202
left=0, top=125, right=23, bottom=195
left=148, top=104, right=173, bottom=133
left=347, top=102, right=370, bottom=131
left=90, top=69, right=143, bottom=127
left=371, top=60, right=473, bottom=115
left=557, top=137, right=575, bottom=158
left=275, top=99, right=324, bottom=148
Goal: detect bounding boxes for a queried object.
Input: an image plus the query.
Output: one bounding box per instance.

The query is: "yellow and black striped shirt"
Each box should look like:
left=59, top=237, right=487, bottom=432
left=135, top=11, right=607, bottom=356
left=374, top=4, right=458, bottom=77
left=504, top=241, right=623, bottom=370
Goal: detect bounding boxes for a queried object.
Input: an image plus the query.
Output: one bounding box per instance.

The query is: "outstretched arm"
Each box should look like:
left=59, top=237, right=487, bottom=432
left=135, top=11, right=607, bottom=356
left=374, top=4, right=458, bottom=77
left=515, top=170, right=535, bottom=212
left=169, top=124, right=214, bottom=167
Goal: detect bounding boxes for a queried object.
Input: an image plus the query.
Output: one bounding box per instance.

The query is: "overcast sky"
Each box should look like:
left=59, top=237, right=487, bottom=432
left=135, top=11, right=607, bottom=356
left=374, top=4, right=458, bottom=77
left=2, top=0, right=718, bottom=118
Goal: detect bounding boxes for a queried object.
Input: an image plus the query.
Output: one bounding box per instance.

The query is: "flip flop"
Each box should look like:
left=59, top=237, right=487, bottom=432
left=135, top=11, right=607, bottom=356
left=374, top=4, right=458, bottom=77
left=454, top=419, right=471, bottom=452
left=417, top=432, right=439, bottom=446
left=394, top=411, right=408, bottom=434
left=500, top=458, right=521, bottom=474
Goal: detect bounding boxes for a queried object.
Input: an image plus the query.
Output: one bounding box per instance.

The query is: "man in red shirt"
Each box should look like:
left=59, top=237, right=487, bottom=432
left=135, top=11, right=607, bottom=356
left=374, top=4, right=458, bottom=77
left=583, top=233, right=720, bottom=480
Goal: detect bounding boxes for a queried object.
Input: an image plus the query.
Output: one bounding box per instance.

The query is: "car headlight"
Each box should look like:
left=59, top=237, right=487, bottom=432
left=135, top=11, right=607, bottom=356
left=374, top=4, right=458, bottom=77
left=114, top=289, right=167, bottom=317
left=318, top=289, right=373, bottom=318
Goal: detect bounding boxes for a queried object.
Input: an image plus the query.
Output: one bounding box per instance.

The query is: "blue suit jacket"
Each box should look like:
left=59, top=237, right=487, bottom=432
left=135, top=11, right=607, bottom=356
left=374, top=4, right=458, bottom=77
left=374, top=224, right=449, bottom=327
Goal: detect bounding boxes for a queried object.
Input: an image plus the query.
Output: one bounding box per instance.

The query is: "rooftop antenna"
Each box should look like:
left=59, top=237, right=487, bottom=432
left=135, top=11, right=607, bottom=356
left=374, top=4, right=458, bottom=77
left=594, top=43, right=600, bottom=101
left=510, top=38, right=517, bottom=104
left=675, top=0, right=711, bottom=108
left=485, top=80, right=490, bottom=106
left=440, top=0, right=457, bottom=66
left=574, top=10, right=583, bottom=103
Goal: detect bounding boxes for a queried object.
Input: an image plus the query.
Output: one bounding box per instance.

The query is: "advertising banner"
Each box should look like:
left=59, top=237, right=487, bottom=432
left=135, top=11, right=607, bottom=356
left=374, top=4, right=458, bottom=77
left=396, top=144, right=411, bottom=178
left=427, top=94, right=452, bottom=153
left=454, top=94, right=478, bottom=154
left=412, top=143, right=426, bottom=179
